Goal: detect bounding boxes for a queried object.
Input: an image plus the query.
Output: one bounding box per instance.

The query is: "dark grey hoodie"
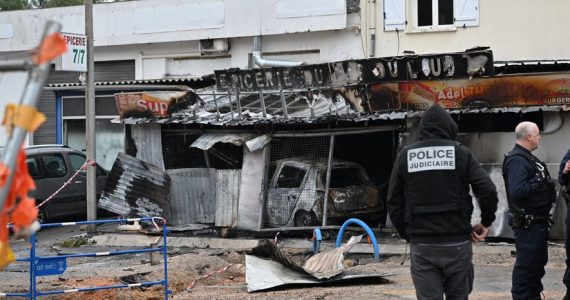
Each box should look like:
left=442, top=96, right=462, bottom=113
left=387, top=105, right=498, bottom=243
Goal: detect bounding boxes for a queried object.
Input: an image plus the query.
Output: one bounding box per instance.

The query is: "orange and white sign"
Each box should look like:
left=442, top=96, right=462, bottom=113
left=114, top=91, right=189, bottom=118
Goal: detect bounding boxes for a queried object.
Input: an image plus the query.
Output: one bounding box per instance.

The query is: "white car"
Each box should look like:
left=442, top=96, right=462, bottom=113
left=265, top=157, right=384, bottom=227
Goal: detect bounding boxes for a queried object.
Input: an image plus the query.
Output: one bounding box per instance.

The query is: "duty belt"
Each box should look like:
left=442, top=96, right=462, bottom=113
left=525, top=214, right=550, bottom=223
left=523, top=214, right=552, bottom=228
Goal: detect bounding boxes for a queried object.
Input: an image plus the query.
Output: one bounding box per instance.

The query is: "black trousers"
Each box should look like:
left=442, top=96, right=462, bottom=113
left=512, top=223, right=549, bottom=300
left=564, top=203, right=570, bottom=291
left=410, top=241, right=473, bottom=300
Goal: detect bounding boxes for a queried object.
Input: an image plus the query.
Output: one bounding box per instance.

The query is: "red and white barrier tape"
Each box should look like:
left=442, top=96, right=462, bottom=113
left=36, top=160, right=96, bottom=209
left=186, top=265, right=230, bottom=291
left=151, top=217, right=165, bottom=231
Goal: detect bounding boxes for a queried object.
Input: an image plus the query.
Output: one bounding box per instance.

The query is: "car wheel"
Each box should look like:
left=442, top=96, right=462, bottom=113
left=294, top=210, right=319, bottom=227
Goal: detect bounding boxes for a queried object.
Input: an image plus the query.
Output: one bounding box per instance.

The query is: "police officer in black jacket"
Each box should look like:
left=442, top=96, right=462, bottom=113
left=559, top=149, right=570, bottom=300
left=387, top=104, right=498, bottom=300
left=503, top=121, right=556, bottom=300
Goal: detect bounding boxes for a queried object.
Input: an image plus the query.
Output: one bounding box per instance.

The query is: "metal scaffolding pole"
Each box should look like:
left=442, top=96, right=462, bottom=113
left=0, top=21, right=62, bottom=211
left=322, top=135, right=335, bottom=226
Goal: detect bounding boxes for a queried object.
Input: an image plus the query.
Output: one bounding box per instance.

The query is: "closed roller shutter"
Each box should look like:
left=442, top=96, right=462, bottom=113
left=34, top=60, right=135, bottom=145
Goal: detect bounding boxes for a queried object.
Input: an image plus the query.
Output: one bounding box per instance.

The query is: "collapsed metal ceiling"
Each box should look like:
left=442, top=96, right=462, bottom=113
left=119, top=85, right=406, bottom=126
left=119, top=84, right=566, bottom=126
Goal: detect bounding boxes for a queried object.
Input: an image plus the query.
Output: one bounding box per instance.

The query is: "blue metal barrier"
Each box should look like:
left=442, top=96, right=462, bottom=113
left=312, top=228, right=322, bottom=254
left=335, top=218, right=380, bottom=262
left=1, top=217, right=171, bottom=300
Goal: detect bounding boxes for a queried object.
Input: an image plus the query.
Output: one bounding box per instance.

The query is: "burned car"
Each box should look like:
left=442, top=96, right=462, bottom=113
left=265, top=158, right=383, bottom=227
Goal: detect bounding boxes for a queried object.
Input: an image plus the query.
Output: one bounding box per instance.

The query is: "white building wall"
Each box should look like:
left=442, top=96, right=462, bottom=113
left=135, top=31, right=363, bottom=78
left=0, top=0, right=347, bottom=50
left=365, top=0, right=570, bottom=61
left=2, top=1, right=569, bottom=80
left=0, top=0, right=363, bottom=79
left=0, top=72, right=30, bottom=147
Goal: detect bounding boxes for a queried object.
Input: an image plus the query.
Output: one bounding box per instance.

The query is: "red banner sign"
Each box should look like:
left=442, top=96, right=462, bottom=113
left=368, top=73, right=570, bottom=110
left=115, top=91, right=191, bottom=118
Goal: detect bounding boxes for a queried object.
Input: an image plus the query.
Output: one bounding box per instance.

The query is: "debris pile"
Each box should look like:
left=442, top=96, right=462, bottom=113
left=245, top=235, right=388, bottom=292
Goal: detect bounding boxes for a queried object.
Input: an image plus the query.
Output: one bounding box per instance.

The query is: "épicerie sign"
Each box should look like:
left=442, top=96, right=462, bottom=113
left=215, top=49, right=494, bottom=92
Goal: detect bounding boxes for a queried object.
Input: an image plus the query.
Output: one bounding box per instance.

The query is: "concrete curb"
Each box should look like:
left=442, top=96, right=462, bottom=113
left=92, top=233, right=259, bottom=250
left=92, top=233, right=518, bottom=255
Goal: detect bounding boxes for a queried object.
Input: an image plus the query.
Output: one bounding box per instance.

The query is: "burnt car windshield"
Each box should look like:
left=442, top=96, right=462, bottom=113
left=275, top=165, right=307, bottom=188
left=326, top=167, right=368, bottom=188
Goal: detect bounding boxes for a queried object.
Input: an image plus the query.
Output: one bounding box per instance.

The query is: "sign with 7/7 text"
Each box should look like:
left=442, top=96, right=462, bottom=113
left=59, top=33, right=87, bottom=72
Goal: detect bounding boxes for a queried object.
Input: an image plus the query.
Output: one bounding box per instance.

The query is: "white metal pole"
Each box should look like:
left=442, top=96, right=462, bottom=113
left=322, top=135, right=335, bottom=226
left=85, top=0, right=97, bottom=233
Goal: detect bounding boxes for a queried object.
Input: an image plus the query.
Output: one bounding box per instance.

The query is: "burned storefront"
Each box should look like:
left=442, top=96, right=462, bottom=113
left=109, top=86, right=402, bottom=231
left=108, top=48, right=570, bottom=237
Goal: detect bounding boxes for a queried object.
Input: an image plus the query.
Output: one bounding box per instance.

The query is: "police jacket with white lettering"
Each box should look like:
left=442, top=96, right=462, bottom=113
left=387, top=105, right=498, bottom=243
